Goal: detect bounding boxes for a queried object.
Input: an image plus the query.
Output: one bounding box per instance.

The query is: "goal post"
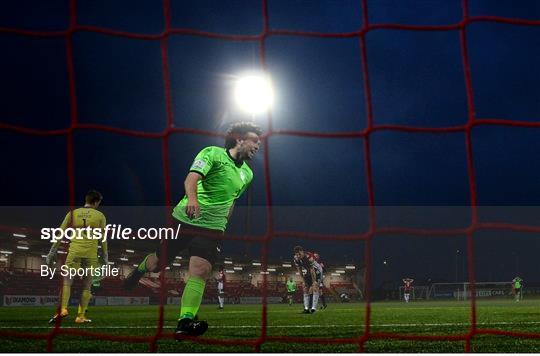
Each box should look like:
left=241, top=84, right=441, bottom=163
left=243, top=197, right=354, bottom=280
left=428, top=282, right=515, bottom=301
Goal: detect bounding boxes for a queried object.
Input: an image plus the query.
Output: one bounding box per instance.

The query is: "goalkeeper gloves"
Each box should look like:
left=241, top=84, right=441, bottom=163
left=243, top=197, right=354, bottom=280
left=46, top=246, right=58, bottom=267
left=100, top=252, right=109, bottom=266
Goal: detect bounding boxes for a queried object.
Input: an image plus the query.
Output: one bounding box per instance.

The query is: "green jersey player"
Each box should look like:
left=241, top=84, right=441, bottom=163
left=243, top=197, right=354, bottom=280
left=124, top=122, right=261, bottom=338
left=512, top=276, right=523, bottom=302
left=286, top=278, right=297, bottom=306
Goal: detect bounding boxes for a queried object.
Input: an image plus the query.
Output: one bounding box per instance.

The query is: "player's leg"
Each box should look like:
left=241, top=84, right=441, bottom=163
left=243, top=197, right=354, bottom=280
left=311, top=284, right=320, bottom=313
left=75, top=258, right=97, bottom=323
left=176, top=230, right=220, bottom=338
left=302, top=278, right=312, bottom=313
left=218, top=287, right=224, bottom=309
left=124, top=229, right=184, bottom=290
left=176, top=255, right=211, bottom=338
left=123, top=252, right=160, bottom=290
left=179, top=255, right=211, bottom=319
left=49, top=276, right=73, bottom=323
left=76, top=273, right=93, bottom=323
left=49, top=254, right=77, bottom=323
left=320, top=284, right=327, bottom=309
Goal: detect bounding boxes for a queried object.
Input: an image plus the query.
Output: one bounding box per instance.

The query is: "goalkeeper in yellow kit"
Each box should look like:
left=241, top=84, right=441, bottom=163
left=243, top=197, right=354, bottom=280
left=46, top=190, right=108, bottom=324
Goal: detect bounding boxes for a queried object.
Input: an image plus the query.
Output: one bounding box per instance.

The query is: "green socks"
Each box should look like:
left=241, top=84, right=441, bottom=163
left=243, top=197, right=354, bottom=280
left=137, top=254, right=153, bottom=273
left=179, top=276, right=206, bottom=320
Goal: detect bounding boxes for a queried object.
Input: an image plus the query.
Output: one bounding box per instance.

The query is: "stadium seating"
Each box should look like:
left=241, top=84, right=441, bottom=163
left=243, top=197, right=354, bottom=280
left=0, top=268, right=359, bottom=306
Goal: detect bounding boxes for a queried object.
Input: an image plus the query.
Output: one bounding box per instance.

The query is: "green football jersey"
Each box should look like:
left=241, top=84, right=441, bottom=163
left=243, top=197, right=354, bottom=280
left=286, top=280, right=296, bottom=292
left=172, top=146, right=253, bottom=231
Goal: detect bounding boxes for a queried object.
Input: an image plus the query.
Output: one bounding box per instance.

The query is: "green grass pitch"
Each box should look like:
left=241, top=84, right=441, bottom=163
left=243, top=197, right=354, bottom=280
left=2, top=300, right=540, bottom=352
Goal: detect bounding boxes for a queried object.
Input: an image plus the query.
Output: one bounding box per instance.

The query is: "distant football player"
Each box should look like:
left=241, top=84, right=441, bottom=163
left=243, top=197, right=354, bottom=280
left=46, top=190, right=108, bottom=324
left=286, top=278, right=296, bottom=306
left=313, top=253, right=327, bottom=309
left=293, top=246, right=322, bottom=313
left=512, top=276, right=523, bottom=302
left=217, top=268, right=226, bottom=309
left=124, top=122, right=261, bottom=338
left=402, top=278, right=414, bottom=303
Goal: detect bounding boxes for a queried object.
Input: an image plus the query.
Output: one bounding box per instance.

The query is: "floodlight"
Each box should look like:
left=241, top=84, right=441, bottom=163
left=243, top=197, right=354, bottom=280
left=234, top=75, right=274, bottom=114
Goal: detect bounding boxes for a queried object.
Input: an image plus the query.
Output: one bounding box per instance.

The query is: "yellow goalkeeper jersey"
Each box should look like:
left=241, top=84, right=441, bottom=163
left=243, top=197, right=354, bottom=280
left=59, top=207, right=106, bottom=257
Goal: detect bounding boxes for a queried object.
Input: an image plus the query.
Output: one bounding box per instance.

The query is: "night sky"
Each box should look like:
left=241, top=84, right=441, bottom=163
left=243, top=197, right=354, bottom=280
left=1, top=0, right=539, bottom=287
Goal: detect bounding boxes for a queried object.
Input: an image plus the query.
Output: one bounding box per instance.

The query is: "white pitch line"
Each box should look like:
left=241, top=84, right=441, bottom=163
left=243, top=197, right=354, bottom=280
left=201, top=307, right=470, bottom=314
left=2, top=321, right=540, bottom=329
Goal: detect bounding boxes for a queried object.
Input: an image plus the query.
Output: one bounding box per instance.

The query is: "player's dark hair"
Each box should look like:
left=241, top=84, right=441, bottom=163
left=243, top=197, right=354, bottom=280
left=293, top=246, right=303, bottom=253
left=225, top=122, right=262, bottom=149
left=85, top=190, right=103, bottom=204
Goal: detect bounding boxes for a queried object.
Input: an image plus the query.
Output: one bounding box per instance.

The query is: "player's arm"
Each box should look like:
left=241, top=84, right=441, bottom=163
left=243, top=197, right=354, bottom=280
left=184, top=172, right=202, bottom=219
left=293, top=258, right=302, bottom=276
left=99, top=214, right=109, bottom=265
left=46, top=211, right=71, bottom=266
left=296, top=264, right=304, bottom=277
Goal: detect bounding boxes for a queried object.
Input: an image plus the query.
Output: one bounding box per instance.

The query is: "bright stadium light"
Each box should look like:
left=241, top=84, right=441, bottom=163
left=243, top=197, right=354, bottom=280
left=282, top=263, right=292, bottom=268
left=125, top=249, right=135, bottom=253
left=13, top=233, right=26, bottom=238
left=16, top=246, right=29, bottom=250
left=234, top=74, right=274, bottom=114
left=172, top=263, right=181, bottom=267
left=224, top=260, right=233, bottom=264
left=233, top=266, right=243, bottom=271
left=345, top=265, right=356, bottom=269
left=0, top=250, right=13, bottom=254
left=252, top=262, right=261, bottom=266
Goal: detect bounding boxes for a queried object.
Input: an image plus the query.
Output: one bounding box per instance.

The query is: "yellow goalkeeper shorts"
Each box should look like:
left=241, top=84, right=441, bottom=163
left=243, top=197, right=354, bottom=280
left=65, top=253, right=99, bottom=271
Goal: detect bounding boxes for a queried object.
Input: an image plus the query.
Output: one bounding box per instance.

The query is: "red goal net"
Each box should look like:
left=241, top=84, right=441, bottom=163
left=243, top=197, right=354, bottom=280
left=1, top=0, right=540, bottom=352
